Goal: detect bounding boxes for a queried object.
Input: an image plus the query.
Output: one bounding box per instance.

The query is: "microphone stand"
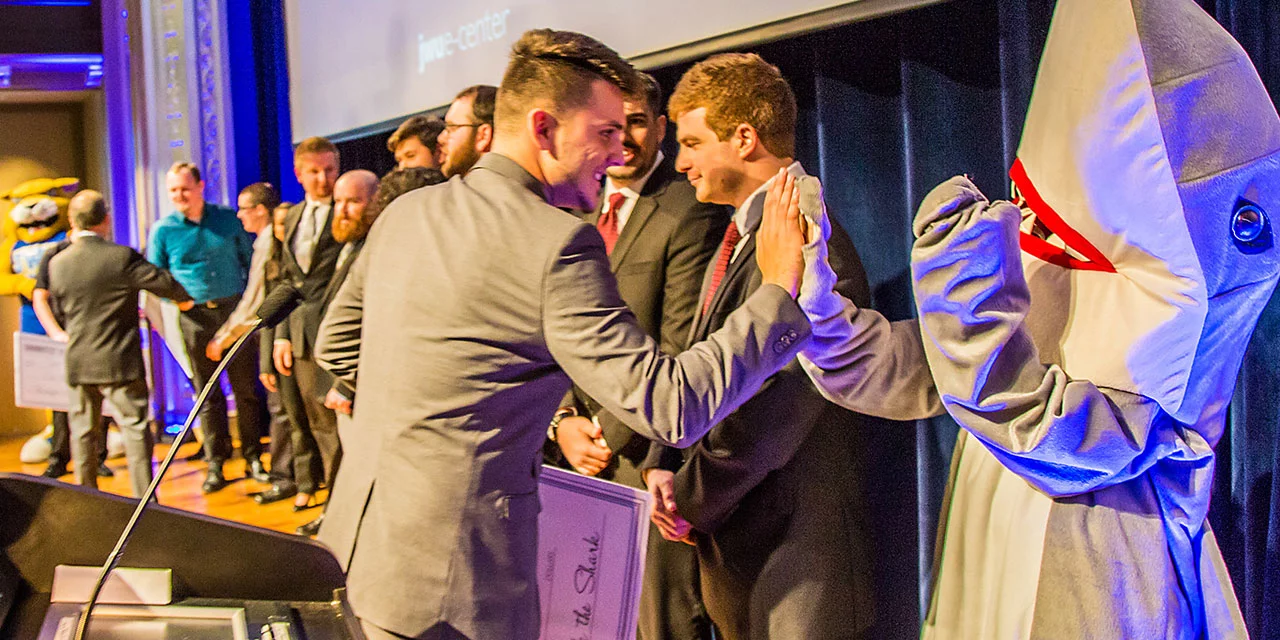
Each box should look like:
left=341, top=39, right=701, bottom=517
left=73, top=319, right=264, bottom=640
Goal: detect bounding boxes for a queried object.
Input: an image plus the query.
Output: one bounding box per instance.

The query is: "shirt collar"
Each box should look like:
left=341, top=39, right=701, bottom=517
left=734, top=161, right=806, bottom=235
left=470, top=153, right=546, bottom=199
left=71, top=230, right=99, bottom=240
left=604, top=150, right=665, bottom=202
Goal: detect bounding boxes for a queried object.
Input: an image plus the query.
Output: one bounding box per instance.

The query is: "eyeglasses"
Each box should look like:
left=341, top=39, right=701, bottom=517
left=443, top=122, right=481, bottom=133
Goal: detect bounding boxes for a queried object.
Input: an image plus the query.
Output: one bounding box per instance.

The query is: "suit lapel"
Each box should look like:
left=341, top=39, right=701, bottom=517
left=610, top=195, right=658, bottom=266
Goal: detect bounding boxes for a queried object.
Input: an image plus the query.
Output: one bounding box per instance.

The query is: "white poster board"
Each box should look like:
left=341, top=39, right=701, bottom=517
left=13, top=331, right=70, bottom=412
left=537, top=466, right=652, bottom=640
left=141, top=293, right=192, bottom=378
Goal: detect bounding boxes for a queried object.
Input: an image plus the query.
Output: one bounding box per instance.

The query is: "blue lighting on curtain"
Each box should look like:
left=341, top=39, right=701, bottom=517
left=0, top=1, right=92, bottom=6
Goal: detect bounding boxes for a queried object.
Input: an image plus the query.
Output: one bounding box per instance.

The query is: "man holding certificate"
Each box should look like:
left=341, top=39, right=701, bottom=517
left=315, top=29, right=811, bottom=640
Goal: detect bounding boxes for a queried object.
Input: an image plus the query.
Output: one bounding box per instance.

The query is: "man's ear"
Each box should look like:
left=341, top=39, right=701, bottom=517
left=529, top=109, right=558, bottom=154
left=733, top=123, right=758, bottom=160
left=654, top=114, right=668, bottom=146
left=476, top=123, right=495, bottom=153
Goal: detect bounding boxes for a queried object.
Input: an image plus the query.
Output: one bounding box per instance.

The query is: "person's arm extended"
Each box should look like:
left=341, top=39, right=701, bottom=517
left=909, top=176, right=1203, bottom=498
left=543, top=223, right=808, bottom=449
left=791, top=174, right=942, bottom=420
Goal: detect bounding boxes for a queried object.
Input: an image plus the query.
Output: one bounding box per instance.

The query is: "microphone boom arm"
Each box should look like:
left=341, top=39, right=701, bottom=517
left=73, top=318, right=264, bottom=640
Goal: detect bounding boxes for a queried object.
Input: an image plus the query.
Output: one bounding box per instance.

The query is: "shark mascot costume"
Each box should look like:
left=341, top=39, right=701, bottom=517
left=791, top=0, right=1278, bottom=637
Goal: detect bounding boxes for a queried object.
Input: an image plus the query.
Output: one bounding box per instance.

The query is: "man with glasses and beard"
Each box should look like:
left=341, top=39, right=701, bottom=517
left=437, top=84, right=496, bottom=178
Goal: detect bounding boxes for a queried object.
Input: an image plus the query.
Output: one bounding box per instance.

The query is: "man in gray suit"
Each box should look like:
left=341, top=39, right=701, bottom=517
left=316, top=29, right=810, bottom=640
left=551, top=72, right=725, bottom=640
left=48, top=190, right=193, bottom=497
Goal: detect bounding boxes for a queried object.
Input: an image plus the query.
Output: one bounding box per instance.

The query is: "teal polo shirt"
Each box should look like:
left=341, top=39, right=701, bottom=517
left=147, top=202, right=253, bottom=304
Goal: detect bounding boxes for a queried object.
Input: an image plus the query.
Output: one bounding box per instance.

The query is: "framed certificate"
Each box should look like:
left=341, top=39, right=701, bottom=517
left=13, top=331, right=70, bottom=412
left=537, top=466, right=652, bottom=640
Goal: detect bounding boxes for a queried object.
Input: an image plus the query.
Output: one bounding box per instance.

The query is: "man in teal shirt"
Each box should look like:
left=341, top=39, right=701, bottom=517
left=148, top=161, right=266, bottom=493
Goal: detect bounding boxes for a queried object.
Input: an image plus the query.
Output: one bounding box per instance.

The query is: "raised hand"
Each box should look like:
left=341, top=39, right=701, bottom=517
left=757, top=169, right=806, bottom=298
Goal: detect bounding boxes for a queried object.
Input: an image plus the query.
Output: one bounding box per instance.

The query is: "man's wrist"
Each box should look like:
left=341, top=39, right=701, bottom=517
left=547, top=407, right=577, bottom=442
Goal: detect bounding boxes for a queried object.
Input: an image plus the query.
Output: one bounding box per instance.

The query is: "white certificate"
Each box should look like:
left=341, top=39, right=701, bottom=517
left=13, top=331, right=70, bottom=411
left=538, top=465, right=652, bottom=640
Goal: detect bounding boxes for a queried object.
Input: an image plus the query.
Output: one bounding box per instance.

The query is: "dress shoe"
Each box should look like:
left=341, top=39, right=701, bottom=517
left=97, top=463, right=115, bottom=477
left=296, top=515, right=324, bottom=537
left=201, top=461, right=228, bottom=494
left=246, top=457, right=271, bottom=483
left=254, top=482, right=297, bottom=505
left=292, top=492, right=319, bottom=512
left=42, top=463, right=68, bottom=478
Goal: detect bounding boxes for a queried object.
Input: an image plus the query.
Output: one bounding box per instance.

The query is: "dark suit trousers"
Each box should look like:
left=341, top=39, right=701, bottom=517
left=178, top=302, right=265, bottom=462
left=601, top=453, right=712, bottom=640
left=49, top=410, right=108, bottom=466
left=280, top=357, right=338, bottom=493
left=265, top=388, right=295, bottom=484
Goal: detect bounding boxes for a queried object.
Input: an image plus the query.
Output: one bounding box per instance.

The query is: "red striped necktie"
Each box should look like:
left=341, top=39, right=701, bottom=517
left=702, top=221, right=742, bottom=315
left=597, top=192, right=626, bottom=254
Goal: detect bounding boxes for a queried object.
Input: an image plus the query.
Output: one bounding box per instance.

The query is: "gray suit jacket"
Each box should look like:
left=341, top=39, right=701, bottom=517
left=314, top=153, right=810, bottom=639
left=48, top=235, right=191, bottom=386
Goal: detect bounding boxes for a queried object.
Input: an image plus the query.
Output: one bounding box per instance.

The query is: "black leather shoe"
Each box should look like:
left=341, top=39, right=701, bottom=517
left=97, top=463, right=115, bottom=478
left=296, top=515, right=324, bottom=537
left=201, top=462, right=227, bottom=494
left=42, top=461, right=68, bottom=478
left=254, top=482, right=298, bottom=505
left=246, top=457, right=271, bottom=483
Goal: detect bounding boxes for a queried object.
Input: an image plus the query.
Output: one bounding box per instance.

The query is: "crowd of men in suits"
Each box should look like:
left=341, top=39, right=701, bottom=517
left=33, top=27, right=886, bottom=640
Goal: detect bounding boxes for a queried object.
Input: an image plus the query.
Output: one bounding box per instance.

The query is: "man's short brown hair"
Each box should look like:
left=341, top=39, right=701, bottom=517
left=631, top=72, right=663, bottom=120
left=294, top=136, right=339, bottom=161
left=387, top=116, right=445, bottom=153
left=494, top=29, right=641, bottom=134
left=239, top=182, right=280, bottom=211
left=168, top=161, right=202, bottom=182
left=455, top=85, right=498, bottom=127
left=668, top=53, right=796, bottom=158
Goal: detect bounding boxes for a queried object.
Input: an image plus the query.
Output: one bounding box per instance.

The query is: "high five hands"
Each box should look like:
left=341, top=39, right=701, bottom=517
left=756, top=169, right=809, bottom=298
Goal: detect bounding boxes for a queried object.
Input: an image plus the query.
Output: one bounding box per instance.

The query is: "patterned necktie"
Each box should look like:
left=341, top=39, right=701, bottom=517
left=294, top=203, right=317, bottom=274
left=596, top=192, right=626, bottom=254
left=702, top=221, right=742, bottom=315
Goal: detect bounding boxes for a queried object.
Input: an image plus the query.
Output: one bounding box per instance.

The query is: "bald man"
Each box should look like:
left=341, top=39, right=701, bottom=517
left=296, top=169, right=381, bottom=536
left=316, top=167, right=445, bottom=546
left=48, top=191, right=193, bottom=497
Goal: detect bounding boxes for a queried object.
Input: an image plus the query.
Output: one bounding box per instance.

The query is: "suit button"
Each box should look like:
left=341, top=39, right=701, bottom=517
left=774, top=342, right=787, bottom=354
left=786, top=329, right=798, bottom=340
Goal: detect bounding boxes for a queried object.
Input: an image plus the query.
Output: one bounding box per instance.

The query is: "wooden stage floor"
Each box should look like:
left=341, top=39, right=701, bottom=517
left=0, top=434, right=324, bottom=536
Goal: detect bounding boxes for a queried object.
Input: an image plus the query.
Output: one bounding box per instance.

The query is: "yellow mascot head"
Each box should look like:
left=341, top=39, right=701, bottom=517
left=1, top=177, right=77, bottom=244
left=0, top=177, right=78, bottom=299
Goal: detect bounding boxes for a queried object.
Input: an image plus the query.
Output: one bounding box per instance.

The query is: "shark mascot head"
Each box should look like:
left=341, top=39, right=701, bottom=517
left=1014, top=0, right=1280, bottom=428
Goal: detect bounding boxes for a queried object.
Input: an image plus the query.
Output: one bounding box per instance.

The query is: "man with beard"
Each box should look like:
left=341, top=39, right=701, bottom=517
left=437, top=84, right=496, bottom=178
left=388, top=115, right=446, bottom=170
left=292, top=168, right=380, bottom=536
left=317, top=166, right=445, bottom=551
left=550, top=71, right=726, bottom=640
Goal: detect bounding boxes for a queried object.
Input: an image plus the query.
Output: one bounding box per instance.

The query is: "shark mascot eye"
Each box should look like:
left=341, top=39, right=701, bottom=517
left=1232, top=200, right=1271, bottom=251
